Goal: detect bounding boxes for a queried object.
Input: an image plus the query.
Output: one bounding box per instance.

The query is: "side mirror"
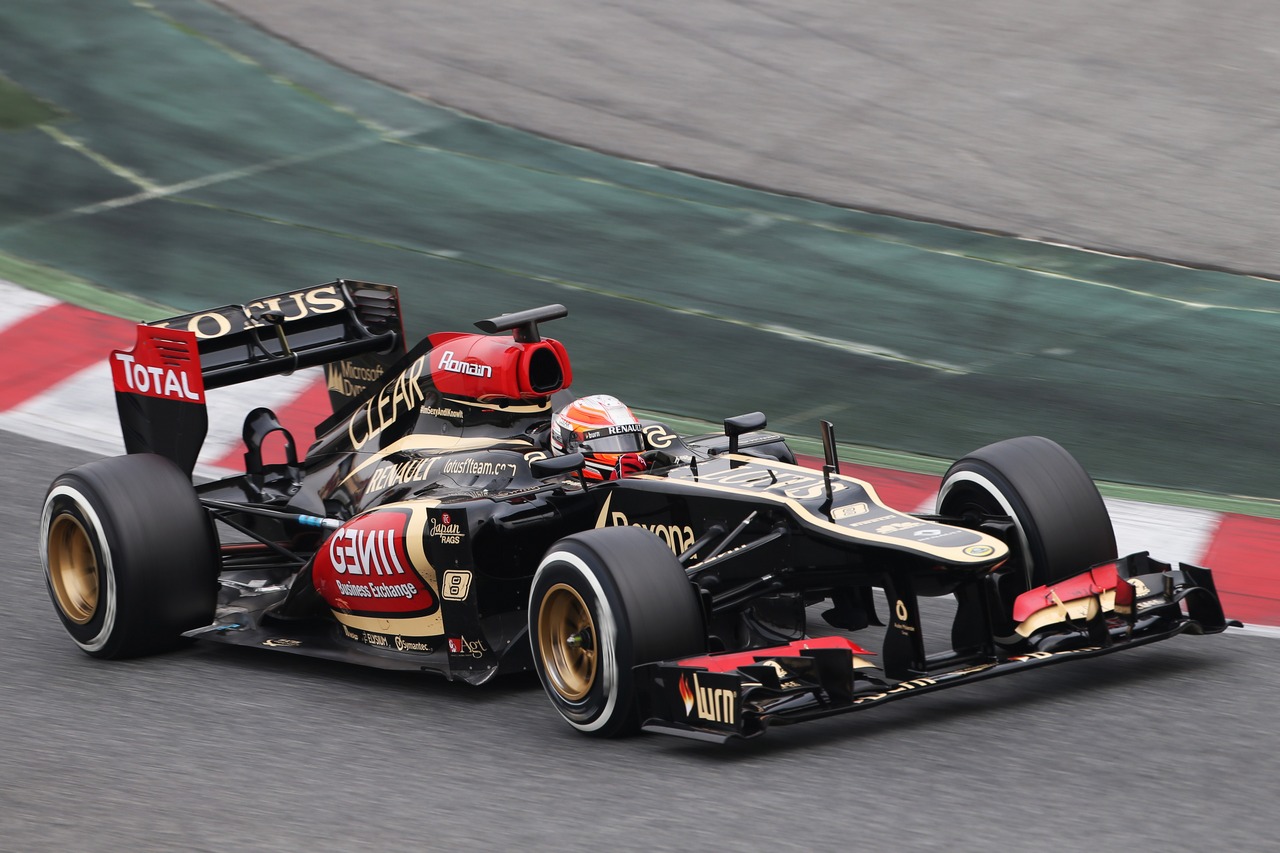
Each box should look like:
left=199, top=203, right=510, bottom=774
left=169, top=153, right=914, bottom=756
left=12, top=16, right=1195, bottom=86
left=530, top=452, right=586, bottom=480
left=724, top=411, right=767, bottom=455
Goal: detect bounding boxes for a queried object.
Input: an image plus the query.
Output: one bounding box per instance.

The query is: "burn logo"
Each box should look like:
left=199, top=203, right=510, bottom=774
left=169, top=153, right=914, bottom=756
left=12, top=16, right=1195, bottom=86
left=678, top=673, right=738, bottom=727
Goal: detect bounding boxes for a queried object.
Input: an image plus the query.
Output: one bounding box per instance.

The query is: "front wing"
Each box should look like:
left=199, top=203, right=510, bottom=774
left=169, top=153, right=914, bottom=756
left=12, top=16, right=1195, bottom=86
left=638, top=555, right=1233, bottom=742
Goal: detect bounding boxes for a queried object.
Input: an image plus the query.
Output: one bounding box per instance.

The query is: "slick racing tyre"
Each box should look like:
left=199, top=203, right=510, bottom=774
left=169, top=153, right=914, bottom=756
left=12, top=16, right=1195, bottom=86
left=531, top=527, right=705, bottom=737
left=40, top=453, right=218, bottom=659
left=937, top=436, right=1117, bottom=589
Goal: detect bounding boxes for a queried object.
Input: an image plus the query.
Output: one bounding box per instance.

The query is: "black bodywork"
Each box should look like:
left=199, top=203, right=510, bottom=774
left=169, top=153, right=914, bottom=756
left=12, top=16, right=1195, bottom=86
left=112, top=281, right=1232, bottom=740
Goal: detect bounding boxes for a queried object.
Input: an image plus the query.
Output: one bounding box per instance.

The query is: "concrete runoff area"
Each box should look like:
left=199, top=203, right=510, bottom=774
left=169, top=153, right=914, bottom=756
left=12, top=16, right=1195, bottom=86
left=214, top=0, right=1280, bottom=278
left=0, top=0, right=1277, bottom=500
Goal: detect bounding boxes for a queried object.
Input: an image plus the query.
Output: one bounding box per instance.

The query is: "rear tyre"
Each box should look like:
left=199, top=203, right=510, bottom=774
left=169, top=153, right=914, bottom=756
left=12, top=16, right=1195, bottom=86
left=530, top=527, right=704, bottom=737
left=40, top=454, right=219, bottom=659
left=937, top=436, right=1116, bottom=589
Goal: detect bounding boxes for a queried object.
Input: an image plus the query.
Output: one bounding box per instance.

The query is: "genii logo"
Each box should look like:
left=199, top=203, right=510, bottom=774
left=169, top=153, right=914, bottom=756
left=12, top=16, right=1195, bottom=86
left=312, top=508, right=438, bottom=618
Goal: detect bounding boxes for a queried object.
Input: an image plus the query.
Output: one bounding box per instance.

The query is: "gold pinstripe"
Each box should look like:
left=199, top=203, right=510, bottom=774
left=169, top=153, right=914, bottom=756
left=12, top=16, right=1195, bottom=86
left=630, top=455, right=1009, bottom=565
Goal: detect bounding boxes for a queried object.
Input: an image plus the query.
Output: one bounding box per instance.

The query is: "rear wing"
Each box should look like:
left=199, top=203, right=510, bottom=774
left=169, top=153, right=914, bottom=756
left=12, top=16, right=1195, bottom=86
left=148, top=280, right=404, bottom=391
left=114, top=280, right=405, bottom=474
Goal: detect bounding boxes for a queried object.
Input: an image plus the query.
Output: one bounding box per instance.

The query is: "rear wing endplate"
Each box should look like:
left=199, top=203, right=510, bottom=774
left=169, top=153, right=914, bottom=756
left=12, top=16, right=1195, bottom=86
left=114, top=280, right=404, bottom=475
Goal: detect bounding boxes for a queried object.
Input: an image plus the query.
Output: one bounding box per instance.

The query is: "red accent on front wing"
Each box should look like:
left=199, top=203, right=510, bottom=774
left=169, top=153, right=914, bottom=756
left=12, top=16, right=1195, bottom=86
left=1012, top=562, right=1119, bottom=623
left=676, top=635, right=875, bottom=672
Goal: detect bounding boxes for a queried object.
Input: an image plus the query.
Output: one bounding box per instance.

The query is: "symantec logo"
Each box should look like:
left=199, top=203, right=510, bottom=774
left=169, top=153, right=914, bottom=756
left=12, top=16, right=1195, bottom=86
left=111, top=326, right=205, bottom=403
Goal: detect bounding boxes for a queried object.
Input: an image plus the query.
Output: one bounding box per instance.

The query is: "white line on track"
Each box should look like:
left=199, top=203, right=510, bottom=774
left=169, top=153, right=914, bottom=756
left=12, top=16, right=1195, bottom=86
left=28, top=128, right=426, bottom=230
left=758, top=322, right=970, bottom=374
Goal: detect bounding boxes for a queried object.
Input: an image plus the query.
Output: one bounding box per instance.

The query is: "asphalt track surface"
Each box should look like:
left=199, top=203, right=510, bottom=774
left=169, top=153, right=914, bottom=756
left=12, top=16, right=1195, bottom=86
left=217, top=0, right=1280, bottom=277
left=7, top=433, right=1280, bottom=852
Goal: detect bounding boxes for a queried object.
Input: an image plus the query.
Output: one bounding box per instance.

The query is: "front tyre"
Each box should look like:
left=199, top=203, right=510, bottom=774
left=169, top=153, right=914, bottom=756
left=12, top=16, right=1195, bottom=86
left=530, top=527, right=704, bottom=737
left=40, top=454, right=218, bottom=659
left=937, top=436, right=1117, bottom=589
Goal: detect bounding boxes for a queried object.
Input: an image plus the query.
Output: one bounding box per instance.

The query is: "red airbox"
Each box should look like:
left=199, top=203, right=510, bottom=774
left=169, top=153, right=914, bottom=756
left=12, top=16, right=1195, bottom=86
left=427, top=332, right=571, bottom=402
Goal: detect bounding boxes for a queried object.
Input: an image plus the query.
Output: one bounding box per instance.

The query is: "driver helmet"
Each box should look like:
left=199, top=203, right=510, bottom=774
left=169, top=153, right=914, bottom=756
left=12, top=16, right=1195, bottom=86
left=550, top=394, right=647, bottom=480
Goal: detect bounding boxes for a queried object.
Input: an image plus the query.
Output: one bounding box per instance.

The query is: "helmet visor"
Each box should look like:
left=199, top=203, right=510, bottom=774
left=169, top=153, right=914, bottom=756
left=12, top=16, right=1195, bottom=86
left=575, top=423, right=646, bottom=455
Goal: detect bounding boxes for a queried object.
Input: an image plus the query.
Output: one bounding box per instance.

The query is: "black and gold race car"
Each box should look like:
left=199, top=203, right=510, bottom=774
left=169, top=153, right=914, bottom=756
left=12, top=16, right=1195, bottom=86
left=39, top=282, right=1233, bottom=742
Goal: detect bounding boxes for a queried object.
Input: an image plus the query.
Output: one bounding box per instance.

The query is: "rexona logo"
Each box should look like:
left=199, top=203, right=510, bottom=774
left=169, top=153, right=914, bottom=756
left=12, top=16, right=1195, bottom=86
left=312, top=509, right=438, bottom=617
left=594, top=494, right=696, bottom=556
left=437, top=350, right=492, bottom=378
left=678, top=673, right=737, bottom=726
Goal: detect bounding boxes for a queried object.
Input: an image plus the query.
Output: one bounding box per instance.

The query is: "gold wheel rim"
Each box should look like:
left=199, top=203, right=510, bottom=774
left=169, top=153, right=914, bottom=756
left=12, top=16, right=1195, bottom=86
left=537, top=583, right=597, bottom=702
left=47, top=514, right=99, bottom=624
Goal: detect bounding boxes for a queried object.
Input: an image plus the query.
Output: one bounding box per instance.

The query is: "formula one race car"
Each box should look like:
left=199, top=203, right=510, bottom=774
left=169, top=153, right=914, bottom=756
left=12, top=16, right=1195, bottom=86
left=39, top=281, right=1234, bottom=742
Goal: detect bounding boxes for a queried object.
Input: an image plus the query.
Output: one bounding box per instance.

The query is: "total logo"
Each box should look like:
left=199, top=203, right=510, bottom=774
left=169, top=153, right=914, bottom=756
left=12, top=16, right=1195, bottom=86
left=112, top=352, right=202, bottom=401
